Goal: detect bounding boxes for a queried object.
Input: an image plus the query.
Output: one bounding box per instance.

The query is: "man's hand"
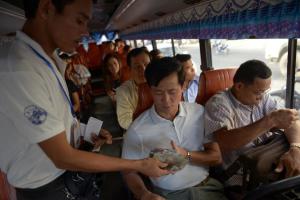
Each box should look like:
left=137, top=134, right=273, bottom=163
left=91, top=128, right=112, bottom=148
left=171, top=140, right=187, bottom=157
left=138, top=158, right=171, bottom=177
left=270, top=109, right=299, bottom=129
left=275, top=147, right=300, bottom=177
left=141, top=191, right=165, bottom=200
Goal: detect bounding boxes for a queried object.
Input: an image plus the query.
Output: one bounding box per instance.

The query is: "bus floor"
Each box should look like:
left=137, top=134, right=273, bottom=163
left=90, top=95, right=131, bottom=200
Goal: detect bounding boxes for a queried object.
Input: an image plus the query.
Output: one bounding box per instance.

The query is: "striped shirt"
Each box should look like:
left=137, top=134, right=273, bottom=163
left=204, top=89, right=281, bottom=168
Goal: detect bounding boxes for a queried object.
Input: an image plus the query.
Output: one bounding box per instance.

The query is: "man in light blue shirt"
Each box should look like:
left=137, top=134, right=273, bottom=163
left=175, top=54, right=199, bottom=103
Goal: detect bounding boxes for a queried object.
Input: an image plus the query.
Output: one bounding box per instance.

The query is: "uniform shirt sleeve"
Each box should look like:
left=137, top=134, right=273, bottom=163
left=122, top=128, right=143, bottom=160
left=204, top=96, right=233, bottom=138
left=116, top=86, right=134, bottom=129
left=0, top=71, right=65, bottom=144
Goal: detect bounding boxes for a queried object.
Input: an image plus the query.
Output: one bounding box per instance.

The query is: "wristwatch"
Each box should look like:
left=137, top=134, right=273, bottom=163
left=290, top=143, right=300, bottom=149
left=186, top=151, right=192, bottom=161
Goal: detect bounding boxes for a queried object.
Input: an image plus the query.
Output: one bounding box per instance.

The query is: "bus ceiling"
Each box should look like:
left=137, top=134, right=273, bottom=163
left=0, top=0, right=300, bottom=40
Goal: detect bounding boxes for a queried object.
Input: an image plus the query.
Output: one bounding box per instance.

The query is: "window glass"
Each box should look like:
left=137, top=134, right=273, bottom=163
left=144, top=40, right=153, bottom=51
left=293, top=39, right=300, bottom=110
left=128, top=40, right=135, bottom=48
left=174, top=39, right=201, bottom=75
left=210, top=39, right=287, bottom=96
left=136, top=40, right=144, bottom=47
left=156, top=39, right=173, bottom=56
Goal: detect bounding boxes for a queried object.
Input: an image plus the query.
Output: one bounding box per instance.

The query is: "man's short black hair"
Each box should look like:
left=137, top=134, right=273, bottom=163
left=233, top=59, right=272, bottom=85
left=174, top=54, right=191, bottom=63
left=145, top=57, right=185, bottom=87
left=126, top=47, right=150, bottom=67
left=23, top=0, right=75, bottom=19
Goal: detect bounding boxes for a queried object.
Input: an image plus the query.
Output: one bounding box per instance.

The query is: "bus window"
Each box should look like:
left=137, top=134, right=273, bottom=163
left=156, top=39, right=173, bottom=56
left=294, top=39, right=300, bottom=111
left=174, top=39, right=201, bottom=75
left=136, top=40, right=144, bottom=47
left=210, top=39, right=287, bottom=96
left=128, top=40, right=135, bottom=48
left=144, top=40, right=153, bottom=51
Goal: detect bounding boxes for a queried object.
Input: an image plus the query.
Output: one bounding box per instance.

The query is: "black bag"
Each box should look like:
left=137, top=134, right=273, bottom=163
left=63, top=138, right=103, bottom=200
left=222, top=133, right=288, bottom=190
left=63, top=171, right=103, bottom=200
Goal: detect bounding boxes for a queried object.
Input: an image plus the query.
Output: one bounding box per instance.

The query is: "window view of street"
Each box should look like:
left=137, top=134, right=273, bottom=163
left=175, top=39, right=291, bottom=107
left=130, top=38, right=300, bottom=109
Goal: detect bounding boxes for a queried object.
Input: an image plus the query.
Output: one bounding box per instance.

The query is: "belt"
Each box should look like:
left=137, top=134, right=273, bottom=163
left=194, top=176, right=210, bottom=187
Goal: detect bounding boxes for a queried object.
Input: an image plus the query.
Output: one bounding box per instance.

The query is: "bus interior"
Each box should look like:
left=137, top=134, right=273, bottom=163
left=0, top=0, right=300, bottom=199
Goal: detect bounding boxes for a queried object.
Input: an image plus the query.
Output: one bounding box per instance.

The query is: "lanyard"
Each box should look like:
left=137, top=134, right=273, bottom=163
left=27, top=44, right=76, bottom=117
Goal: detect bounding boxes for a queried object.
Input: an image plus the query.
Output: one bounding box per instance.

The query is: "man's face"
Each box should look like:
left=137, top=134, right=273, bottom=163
left=47, top=0, right=92, bottom=53
left=181, top=59, right=195, bottom=81
left=236, top=77, right=271, bottom=105
left=151, top=73, right=183, bottom=118
left=130, top=53, right=150, bottom=84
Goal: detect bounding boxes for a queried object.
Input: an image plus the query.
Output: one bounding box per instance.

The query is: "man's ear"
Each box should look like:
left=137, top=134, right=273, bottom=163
left=235, top=82, right=244, bottom=92
left=38, top=0, right=56, bottom=20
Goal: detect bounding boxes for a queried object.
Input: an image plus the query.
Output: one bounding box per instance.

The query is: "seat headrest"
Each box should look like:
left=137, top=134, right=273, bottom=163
left=133, top=83, right=153, bottom=120
left=196, top=68, right=237, bottom=105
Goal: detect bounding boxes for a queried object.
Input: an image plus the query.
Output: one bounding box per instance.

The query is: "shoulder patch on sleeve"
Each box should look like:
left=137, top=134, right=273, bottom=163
left=24, top=105, right=47, bottom=125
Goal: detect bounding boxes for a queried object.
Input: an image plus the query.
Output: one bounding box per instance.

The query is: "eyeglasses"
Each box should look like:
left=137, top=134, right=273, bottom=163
left=252, top=88, right=271, bottom=97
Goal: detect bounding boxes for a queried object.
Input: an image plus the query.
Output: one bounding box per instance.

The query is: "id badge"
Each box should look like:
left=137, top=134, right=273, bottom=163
left=70, top=117, right=80, bottom=148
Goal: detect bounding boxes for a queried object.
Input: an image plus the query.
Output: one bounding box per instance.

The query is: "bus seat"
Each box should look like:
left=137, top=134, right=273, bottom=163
left=132, top=83, right=153, bottom=120
left=196, top=68, right=237, bottom=105
left=86, top=42, right=102, bottom=70
left=0, top=170, right=16, bottom=200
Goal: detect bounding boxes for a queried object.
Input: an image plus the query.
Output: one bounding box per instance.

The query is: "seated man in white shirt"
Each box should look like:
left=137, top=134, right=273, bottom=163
left=205, top=60, right=300, bottom=180
left=174, top=54, right=199, bottom=103
left=122, top=57, right=227, bottom=200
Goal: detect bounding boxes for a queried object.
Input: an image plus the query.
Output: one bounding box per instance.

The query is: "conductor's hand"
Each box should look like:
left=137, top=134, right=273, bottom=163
left=138, top=158, right=171, bottom=178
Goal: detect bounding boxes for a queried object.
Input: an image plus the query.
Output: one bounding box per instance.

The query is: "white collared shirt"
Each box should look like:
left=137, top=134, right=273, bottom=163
left=0, top=31, right=73, bottom=188
left=122, top=102, right=209, bottom=190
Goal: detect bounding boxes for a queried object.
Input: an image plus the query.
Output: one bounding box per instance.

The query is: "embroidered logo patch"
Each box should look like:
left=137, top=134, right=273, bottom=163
left=24, top=105, right=47, bottom=125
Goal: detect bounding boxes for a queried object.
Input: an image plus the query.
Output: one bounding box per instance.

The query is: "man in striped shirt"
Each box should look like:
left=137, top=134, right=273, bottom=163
left=205, top=60, right=300, bottom=179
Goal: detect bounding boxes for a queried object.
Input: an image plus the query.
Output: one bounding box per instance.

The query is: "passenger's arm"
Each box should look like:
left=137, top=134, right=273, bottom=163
left=106, top=90, right=116, bottom=102
left=171, top=141, right=222, bottom=166
left=71, top=91, right=80, bottom=113
left=214, top=116, right=274, bottom=153
left=214, top=109, right=299, bottom=153
left=38, top=131, right=169, bottom=176
left=123, top=172, right=165, bottom=200
left=116, top=89, right=134, bottom=129
left=276, top=119, right=300, bottom=177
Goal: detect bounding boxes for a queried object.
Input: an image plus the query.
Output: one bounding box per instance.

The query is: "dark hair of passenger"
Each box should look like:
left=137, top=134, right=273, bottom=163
left=145, top=57, right=185, bottom=87
left=233, top=59, right=272, bottom=85
left=23, top=0, right=75, bottom=19
left=114, top=38, right=123, bottom=43
left=126, top=47, right=150, bottom=67
left=174, top=54, right=191, bottom=63
left=123, top=45, right=131, bottom=54
left=149, top=49, right=163, bottom=60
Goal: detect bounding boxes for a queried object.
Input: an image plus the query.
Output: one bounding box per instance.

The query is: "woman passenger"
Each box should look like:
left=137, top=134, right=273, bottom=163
left=103, top=53, right=122, bottom=102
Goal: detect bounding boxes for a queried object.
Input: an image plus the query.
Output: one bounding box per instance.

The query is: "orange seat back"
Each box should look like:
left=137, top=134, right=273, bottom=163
left=0, top=170, right=16, bottom=200
left=196, top=68, right=237, bottom=105
left=133, top=83, right=153, bottom=120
